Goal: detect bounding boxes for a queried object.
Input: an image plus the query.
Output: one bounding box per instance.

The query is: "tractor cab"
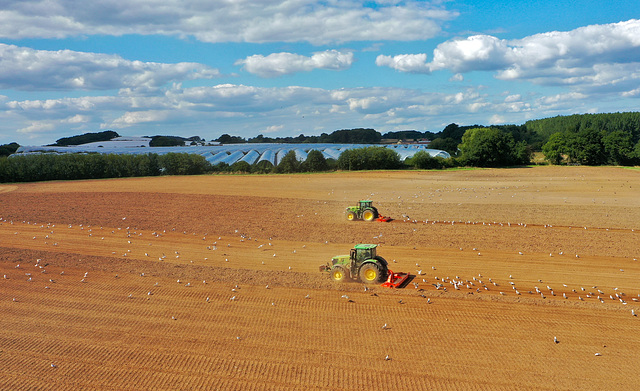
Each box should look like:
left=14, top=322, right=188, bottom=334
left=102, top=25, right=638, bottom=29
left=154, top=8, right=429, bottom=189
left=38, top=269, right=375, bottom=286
left=350, top=243, right=376, bottom=265
left=359, top=200, right=373, bottom=209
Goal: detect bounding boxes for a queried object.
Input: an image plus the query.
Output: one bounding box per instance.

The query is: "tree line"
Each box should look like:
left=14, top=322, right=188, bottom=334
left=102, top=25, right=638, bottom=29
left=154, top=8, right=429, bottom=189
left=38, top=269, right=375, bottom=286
left=51, top=130, right=206, bottom=148
left=53, top=130, right=120, bottom=146
left=0, top=146, right=458, bottom=182
left=0, top=153, right=211, bottom=183
left=218, top=128, right=382, bottom=144
left=0, top=137, right=532, bottom=183
left=2, top=111, right=639, bottom=181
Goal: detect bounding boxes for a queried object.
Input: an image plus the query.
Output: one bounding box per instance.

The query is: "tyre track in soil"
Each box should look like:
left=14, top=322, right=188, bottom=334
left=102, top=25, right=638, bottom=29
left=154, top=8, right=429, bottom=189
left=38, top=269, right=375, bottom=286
left=2, top=190, right=640, bottom=259
left=1, top=246, right=639, bottom=390
left=2, top=169, right=640, bottom=390
left=2, top=219, right=639, bottom=305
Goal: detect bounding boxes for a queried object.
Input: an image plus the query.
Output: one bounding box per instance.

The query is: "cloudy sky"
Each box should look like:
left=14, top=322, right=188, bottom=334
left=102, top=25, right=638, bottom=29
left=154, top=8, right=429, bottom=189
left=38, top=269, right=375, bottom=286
left=1, top=0, right=639, bottom=145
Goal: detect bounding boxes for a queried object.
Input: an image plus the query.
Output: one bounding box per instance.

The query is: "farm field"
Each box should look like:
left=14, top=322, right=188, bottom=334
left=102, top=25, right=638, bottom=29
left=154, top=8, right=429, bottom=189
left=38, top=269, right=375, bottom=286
left=1, top=166, right=639, bottom=390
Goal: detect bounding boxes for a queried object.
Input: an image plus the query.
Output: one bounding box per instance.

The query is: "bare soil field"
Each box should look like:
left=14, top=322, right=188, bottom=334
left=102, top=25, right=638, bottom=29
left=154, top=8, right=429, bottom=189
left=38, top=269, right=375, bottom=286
left=1, top=166, right=639, bottom=390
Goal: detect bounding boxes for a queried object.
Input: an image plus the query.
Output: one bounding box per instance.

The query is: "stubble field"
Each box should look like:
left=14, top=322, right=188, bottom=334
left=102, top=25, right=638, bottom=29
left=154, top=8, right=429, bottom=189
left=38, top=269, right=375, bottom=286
left=1, top=166, right=639, bottom=390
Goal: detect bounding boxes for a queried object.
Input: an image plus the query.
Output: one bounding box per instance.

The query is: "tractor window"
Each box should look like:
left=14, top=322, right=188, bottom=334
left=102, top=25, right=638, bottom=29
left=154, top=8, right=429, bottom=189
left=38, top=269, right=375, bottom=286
left=353, top=247, right=375, bottom=262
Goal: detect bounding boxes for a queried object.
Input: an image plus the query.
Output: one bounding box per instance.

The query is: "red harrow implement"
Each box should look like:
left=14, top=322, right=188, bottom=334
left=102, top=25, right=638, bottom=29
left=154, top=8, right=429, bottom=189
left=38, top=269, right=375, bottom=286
left=381, top=270, right=410, bottom=288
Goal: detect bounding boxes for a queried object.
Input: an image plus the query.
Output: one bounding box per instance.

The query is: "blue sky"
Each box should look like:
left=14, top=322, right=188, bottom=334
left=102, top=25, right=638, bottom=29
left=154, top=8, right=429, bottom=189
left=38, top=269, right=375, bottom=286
left=1, top=0, right=639, bottom=145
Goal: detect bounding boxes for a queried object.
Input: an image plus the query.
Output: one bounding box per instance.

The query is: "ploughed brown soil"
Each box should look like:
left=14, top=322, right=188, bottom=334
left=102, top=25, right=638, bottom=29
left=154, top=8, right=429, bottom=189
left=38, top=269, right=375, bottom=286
left=1, top=166, right=639, bottom=390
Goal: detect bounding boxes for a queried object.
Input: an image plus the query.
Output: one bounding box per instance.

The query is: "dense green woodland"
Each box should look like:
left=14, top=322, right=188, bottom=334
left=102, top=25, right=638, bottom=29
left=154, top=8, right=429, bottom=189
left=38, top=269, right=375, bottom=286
left=1, top=112, right=639, bottom=182
left=52, top=130, right=119, bottom=146
left=525, top=112, right=640, bottom=143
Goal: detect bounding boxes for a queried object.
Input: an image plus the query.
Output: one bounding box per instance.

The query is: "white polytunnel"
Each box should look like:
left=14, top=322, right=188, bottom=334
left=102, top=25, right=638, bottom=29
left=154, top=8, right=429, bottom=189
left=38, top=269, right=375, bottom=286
left=294, top=149, right=308, bottom=161
left=218, top=150, right=245, bottom=165
left=239, top=150, right=260, bottom=165
left=275, top=148, right=291, bottom=164
left=207, top=151, right=229, bottom=164
left=257, top=149, right=276, bottom=165
left=321, top=148, right=341, bottom=160
left=13, top=142, right=451, bottom=163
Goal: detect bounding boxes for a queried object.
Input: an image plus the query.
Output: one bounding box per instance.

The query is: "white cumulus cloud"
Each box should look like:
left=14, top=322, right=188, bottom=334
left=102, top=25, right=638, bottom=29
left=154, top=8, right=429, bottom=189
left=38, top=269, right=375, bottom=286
left=0, top=44, right=221, bottom=91
left=0, top=0, right=458, bottom=45
left=236, top=50, right=354, bottom=77
left=1, top=83, right=618, bottom=145
left=110, top=110, right=170, bottom=128
left=377, top=19, right=640, bottom=93
left=375, top=53, right=430, bottom=73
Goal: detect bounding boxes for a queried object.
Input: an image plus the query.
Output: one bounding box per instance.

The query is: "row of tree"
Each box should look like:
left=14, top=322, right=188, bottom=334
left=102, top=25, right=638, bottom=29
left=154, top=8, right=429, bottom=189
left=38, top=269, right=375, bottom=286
left=3, top=112, right=640, bottom=176
left=219, top=128, right=382, bottom=144
left=1, top=133, right=534, bottom=183
left=53, top=130, right=120, bottom=146
left=0, top=142, right=19, bottom=157
left=0, top=153, right=211, bottom=183
left=51, top=130, right=208, bottom=148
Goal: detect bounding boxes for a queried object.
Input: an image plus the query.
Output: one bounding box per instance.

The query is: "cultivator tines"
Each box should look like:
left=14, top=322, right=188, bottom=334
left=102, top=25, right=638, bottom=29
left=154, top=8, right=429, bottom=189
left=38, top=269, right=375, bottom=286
left=381, top=270, right=410, bottom=288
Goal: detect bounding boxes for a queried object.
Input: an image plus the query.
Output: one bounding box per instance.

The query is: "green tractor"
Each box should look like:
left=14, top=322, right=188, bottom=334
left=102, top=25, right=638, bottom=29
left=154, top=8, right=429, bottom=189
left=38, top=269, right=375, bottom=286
left=345, top=200, right=380, bottom=222
left=320, top=244, right=389, bottom=284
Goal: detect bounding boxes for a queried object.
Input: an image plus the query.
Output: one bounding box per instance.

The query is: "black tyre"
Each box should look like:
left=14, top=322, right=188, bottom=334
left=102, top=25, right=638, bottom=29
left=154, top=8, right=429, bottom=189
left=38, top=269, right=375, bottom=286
left=362, top=209, right=376, bottom=222
left=331, top=265, right=349, bottom=282
left=359, top=263, right=384, bottom=284
left=346, top=211, right=356, bottom=221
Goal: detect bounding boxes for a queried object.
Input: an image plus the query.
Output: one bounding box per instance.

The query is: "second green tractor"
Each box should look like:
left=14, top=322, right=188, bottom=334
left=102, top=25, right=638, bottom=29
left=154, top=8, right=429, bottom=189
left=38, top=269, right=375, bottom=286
left=345, top=200, right=380, bottom=222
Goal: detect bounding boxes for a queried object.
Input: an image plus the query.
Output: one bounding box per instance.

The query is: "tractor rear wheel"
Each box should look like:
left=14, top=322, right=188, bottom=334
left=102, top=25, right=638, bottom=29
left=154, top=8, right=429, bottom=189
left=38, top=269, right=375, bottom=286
left=359, top=263, right=383, bottom=284
left=331, top=265, right=349, bottom=282
left=346, top=211, right=356, bottom=221
left=362, top=209, right=376, bottom=222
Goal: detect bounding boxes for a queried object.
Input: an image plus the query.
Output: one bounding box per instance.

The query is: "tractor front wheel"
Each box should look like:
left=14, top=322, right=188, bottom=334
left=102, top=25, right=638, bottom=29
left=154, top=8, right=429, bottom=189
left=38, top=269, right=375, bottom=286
left=346, top=211, right=356, bottom=221
left=362, top=209, right=376, bottom=222
left=359, top=263, right=383, bottom=284
left=331, top=265, right=349, bottom=282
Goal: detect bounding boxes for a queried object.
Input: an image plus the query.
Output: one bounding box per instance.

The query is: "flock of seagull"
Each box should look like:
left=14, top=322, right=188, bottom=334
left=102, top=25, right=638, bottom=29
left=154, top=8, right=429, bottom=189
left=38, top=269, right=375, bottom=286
left=1, top=214, right=638, bottom=364
left=2, top=215, right=638, bottom=308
